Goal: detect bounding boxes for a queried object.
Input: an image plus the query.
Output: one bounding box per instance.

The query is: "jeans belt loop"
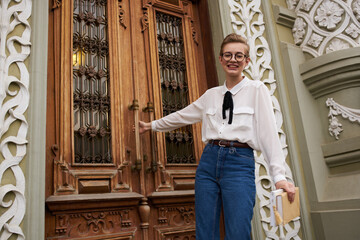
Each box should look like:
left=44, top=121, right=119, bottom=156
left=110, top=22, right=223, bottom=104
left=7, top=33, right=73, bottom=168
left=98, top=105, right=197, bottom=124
left=218, top=140, right=226, bottom=147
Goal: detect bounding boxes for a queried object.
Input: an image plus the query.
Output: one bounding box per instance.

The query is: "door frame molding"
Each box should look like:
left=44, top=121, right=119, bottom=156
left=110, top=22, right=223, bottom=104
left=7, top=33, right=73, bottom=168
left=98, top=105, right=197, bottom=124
left=25, top=0, right=48, bottom=239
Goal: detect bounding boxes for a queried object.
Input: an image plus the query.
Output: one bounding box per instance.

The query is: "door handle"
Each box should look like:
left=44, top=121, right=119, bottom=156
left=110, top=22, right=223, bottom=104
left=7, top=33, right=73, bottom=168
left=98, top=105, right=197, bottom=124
left=129, top=99, right=142, bottom=172
left=143, top=102, right=158, bottom=173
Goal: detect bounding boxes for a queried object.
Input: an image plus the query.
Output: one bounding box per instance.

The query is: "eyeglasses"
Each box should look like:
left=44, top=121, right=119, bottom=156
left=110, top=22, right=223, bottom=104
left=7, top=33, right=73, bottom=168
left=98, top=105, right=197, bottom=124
left=221, top=52, right=247, bottom=62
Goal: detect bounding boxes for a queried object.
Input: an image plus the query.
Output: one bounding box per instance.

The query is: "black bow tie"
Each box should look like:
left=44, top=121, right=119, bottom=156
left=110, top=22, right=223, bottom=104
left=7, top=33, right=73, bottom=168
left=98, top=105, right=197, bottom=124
left=222, top=91, right=233, bottom=124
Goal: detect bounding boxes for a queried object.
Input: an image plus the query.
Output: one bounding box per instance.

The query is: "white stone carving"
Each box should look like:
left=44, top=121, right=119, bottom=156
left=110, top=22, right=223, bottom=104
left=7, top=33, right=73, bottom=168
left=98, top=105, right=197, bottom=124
left=328, top=116, right=343, bottom=140
left=293, top=17, right=307, bottom=44
left=301, top=0, right=315, bottom=12
left=325, top=38, right=350, bottom=53
left=227, top=1, right=300, bottom=239
left=0, top=0, right=32, bottom=239
left=287, top=0, right=299, bottom=10
left=314, top=0, right=344, bottom=30
left=326, top=98, right=360, bottom=139
left=353, top=0, right=360, bottom=21
left=345, top=23, right=360, bottom=38
left=289, top=0, right=360, bottom=57
left=308, top=33, right=324, bottom=48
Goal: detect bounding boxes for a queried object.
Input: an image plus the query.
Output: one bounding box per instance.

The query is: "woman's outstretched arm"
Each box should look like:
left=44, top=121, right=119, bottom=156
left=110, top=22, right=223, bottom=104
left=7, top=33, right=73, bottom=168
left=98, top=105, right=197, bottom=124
left=139, top=121, right=151, bottom=134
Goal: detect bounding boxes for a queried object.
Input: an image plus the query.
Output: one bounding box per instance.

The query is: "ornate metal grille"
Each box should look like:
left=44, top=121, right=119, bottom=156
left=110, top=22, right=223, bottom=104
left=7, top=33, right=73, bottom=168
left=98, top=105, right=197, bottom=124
left=73, top=0, right=112, bottom=164
left=156, top=12, right=196, bottom=164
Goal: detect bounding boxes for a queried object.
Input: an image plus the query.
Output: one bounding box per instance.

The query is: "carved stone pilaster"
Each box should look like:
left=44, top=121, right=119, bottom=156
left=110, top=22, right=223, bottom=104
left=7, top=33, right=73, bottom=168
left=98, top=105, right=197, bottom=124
left=0, top=0, right=31, bottom=238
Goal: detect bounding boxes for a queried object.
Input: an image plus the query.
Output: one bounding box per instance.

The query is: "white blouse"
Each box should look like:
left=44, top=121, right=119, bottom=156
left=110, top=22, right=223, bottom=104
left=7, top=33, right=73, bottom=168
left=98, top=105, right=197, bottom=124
left=152, top=77, right=286, bottom=184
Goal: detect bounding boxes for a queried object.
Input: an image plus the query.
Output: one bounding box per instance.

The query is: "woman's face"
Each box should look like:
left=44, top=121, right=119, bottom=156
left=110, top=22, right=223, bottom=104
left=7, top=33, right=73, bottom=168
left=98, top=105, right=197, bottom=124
left=219, top=42, right=250, bottom=79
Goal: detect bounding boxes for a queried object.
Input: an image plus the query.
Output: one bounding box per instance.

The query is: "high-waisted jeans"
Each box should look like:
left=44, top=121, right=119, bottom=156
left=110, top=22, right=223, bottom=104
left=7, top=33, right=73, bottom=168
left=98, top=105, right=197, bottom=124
left=195, top=143, right=256, bottom=240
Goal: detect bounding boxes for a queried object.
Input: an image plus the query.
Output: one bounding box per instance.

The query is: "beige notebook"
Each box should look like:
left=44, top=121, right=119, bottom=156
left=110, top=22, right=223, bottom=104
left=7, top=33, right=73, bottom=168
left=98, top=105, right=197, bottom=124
left=270, top=187, right=300, bottom=226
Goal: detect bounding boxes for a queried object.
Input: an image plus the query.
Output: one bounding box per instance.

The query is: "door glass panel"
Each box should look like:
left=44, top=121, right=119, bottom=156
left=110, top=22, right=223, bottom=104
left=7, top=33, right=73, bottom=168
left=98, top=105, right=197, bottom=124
left=156, top=11, right=196, bottom=164
left=72, top=0, right=112, bottom=164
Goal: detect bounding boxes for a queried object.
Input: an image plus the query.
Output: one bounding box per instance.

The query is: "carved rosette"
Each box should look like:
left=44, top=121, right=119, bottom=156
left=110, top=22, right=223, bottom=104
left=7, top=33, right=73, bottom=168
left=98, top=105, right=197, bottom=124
left=288, top=0, right=360, bottom=57
left=227, top=0, right=300, bottom=239
left=0, top=0, right=32, bottom=239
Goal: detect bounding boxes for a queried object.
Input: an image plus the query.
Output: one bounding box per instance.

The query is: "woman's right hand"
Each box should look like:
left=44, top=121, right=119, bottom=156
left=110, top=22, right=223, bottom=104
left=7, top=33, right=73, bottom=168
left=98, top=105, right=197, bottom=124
left=139, top=121, right=151, bottom=134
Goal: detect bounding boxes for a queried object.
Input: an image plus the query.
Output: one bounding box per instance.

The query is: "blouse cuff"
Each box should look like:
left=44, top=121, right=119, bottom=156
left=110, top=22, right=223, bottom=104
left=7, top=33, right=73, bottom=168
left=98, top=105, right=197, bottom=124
left=273, top=174, right=286, bottom=184
left=151, top=121, right=157, bottom=132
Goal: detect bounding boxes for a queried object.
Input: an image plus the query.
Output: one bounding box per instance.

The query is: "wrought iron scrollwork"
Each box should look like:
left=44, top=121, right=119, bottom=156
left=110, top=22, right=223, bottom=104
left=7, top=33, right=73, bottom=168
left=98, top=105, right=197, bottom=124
left=73, top=0, right=112, bottom=164
left=156, top=11, right=195, bottom=164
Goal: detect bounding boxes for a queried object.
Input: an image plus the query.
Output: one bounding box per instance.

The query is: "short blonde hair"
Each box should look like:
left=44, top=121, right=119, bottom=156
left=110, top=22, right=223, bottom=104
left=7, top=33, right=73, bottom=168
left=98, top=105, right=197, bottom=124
left=220, top=33, right=249, bottom=56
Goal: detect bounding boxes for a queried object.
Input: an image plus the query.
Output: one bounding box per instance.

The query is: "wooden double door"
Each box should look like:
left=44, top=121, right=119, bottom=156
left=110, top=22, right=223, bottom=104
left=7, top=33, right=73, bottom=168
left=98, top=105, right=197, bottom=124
left=45, top=0, right=217, bottom=239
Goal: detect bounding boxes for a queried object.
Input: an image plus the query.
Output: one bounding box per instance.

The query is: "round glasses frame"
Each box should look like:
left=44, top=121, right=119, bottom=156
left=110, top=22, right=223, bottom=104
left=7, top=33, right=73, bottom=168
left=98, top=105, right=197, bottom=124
left=221, top=52, right=248, bottom=62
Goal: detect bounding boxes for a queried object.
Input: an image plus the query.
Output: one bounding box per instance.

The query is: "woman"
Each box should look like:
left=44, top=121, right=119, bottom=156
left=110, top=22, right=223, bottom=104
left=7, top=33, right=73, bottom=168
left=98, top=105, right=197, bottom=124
left=139, top=33, right=295, bottom=240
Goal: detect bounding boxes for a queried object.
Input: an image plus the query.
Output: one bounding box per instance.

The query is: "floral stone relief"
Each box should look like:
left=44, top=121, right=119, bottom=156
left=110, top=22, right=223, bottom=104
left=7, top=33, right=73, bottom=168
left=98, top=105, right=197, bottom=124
left=288, top=0, right=360, bottom=57
left=314, top=0, right=344, bottom=30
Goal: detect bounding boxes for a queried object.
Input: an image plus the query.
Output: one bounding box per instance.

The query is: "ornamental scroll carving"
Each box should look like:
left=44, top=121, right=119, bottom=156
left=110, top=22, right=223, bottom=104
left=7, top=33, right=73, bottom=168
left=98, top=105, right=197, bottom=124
left=55, top=209, right=134, bottom=238
left=157, top=206, right=195, bottom=226
left=0, top=0, right=31, bottom=239
left=155, top=205, right=195, bottom=240
left=118, top=0, right=127, bottom=29
left=227, top=0, right=300, bottom=239
left=326, top=98, right=360, bottom=140
left=141, top=8, right=149, bottom=32
left=52, top=0, right=62, bottom=9
left=288, top=0, right=360, bottom=57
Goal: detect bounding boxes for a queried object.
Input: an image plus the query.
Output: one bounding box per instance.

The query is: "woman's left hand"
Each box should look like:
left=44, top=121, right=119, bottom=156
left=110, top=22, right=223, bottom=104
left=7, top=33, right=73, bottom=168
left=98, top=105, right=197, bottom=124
left=275, top=180, right=296, bottom=203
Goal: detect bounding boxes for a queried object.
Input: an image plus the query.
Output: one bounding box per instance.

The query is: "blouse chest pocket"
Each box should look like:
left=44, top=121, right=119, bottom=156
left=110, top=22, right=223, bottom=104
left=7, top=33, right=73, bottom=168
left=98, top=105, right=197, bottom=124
left=205, top=108, right=217, bottom=129
left=232, top=107, right=254, bottom=129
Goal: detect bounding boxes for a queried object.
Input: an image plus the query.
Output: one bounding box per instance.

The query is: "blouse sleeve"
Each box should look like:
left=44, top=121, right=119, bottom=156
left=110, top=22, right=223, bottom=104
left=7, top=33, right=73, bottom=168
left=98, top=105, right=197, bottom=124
left=151, top=91, right=207, bottom=132
left=255, top=84, right=286, bottom=184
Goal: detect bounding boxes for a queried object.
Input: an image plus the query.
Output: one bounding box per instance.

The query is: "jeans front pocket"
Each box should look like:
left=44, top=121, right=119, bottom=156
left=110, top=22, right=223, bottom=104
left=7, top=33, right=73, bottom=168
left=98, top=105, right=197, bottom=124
left=232, top=147, right=254, bottom=160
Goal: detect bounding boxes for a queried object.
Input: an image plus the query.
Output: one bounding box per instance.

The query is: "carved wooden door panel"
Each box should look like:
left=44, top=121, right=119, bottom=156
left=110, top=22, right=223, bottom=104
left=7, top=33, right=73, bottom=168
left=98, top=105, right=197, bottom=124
left=45, top=0, right=216, bottom=239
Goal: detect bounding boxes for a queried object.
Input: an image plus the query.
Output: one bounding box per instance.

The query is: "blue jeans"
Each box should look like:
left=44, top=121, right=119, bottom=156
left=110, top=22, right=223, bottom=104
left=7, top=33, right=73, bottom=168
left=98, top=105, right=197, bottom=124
left=195, top=143, right=256, bottom=240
